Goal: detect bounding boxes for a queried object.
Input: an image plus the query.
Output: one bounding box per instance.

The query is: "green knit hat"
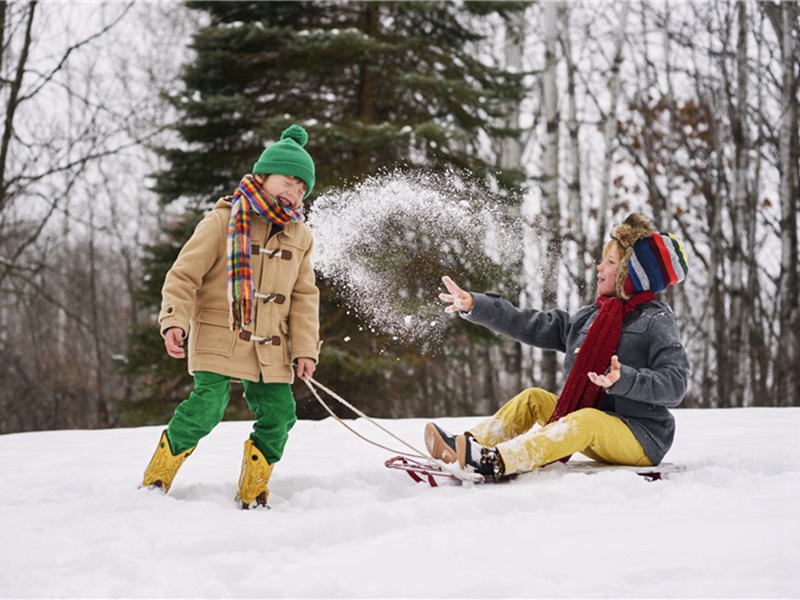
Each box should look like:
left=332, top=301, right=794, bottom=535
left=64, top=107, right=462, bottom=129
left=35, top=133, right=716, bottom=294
left=252, top=124, right=315, bottom=198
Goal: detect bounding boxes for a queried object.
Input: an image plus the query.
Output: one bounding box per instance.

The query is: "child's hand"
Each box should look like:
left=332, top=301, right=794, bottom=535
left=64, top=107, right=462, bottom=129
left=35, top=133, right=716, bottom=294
left=588, top=355, right=621, bottom=388
left=164, top=327, right=186, bottom=359
left=295, top=357, right=316, bottom=380
left=439, top=275, right=474, bottom=314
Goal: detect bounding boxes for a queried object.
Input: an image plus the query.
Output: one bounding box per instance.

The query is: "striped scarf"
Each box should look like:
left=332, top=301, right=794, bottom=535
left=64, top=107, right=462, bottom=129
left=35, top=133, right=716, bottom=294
left=227, top=174, right=303, bottom=330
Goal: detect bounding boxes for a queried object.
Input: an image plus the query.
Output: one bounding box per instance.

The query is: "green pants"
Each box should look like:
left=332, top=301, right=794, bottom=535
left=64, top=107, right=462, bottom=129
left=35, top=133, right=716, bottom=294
left=166, top=371, right=296, bottom=463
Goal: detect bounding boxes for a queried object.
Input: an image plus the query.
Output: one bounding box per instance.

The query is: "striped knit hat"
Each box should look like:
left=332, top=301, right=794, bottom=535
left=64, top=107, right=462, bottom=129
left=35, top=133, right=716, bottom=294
left=611, top=214, right=688, bottom=299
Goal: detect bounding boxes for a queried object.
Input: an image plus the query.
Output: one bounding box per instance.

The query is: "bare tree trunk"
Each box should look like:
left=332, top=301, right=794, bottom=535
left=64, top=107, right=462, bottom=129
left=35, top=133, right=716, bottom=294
left=659, top=3, right=681, bottom=315
left=597, top=1, right=630, bottom=254
left=0, top=0, right=36, bottom=213
left=710, top=88, right=728, bottom=409
left=660, top=3, right=675, bottom=224
left=0, top=2, right=7, bottom=76
left=498, top=9, right=527, bottom=397
left=749, top=10, right=769, bottom=406
left=87, top=204, right=110, bottom=427
left=539, top=1, right=561, bottom=392
left=636, top=3, right=666, bottom=224
left=560, top=4, right=592, bottom=305
left=728, top=1, right=749, bottom=407
left=355, top=3, right=379, bottom=174
left=775, top=2, right=799, bottom=406
left=500, top=12, right=525, bottom=176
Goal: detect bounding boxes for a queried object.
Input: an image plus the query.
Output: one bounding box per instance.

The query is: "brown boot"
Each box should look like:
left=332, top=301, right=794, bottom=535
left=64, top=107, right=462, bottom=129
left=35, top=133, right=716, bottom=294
left=142, top=430, right=195, bottom=493
left=424, top=422, right=458, bottom=464
left=235, top=439, right=274, bottom=509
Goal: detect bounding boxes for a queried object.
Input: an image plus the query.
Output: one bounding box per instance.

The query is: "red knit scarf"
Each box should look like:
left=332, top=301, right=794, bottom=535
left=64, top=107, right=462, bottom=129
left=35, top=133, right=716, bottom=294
left=546, top=291, right=655, bottom=426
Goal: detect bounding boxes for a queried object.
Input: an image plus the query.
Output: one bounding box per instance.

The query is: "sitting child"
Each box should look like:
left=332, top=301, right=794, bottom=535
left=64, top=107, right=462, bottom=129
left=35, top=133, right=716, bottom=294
left=427, top=214, right=690, bottom=481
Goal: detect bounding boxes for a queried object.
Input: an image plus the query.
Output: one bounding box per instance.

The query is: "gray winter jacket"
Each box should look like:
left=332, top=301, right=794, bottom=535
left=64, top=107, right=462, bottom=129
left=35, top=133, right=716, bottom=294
left=465, top=292, right=691, bottom=465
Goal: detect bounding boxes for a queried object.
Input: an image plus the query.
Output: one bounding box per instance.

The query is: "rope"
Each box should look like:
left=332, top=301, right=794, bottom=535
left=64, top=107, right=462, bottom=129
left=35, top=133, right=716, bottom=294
left=303, top=378, right=428, bottom=460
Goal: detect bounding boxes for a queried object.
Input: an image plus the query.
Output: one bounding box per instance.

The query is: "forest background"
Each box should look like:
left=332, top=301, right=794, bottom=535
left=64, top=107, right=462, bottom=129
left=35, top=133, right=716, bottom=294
left=1, top=0, right=797, bottom=434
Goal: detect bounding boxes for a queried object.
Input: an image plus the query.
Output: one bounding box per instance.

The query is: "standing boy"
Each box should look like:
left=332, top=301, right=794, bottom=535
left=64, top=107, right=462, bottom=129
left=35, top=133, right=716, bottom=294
left=143, top=125, right=321, bottom=508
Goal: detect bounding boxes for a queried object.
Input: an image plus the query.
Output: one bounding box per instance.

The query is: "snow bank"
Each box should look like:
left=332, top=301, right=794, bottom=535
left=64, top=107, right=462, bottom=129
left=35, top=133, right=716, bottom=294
left=1, top=408, right=799, bottom=598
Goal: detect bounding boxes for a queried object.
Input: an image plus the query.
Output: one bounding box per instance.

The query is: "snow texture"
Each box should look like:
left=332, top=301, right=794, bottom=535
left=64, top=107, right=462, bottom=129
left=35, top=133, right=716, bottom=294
left=307, top=172, right=523, bottom=347
left=1, top=408, right=799, bottom=598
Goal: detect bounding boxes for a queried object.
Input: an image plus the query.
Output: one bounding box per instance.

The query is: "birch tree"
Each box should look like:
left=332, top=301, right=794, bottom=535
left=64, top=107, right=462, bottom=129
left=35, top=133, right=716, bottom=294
left=597, top=1, right=630, bottom=257
left=494, top=7, right=528, bottom=400
left=560, top=4, right=592, bottom=304
left=768, top=2, right=799, bottom=405
left=748, top=9, right=770, bottom=406
left=538, top=0, right=562, bottom=391
left=717, top=0, right=763, bottom=408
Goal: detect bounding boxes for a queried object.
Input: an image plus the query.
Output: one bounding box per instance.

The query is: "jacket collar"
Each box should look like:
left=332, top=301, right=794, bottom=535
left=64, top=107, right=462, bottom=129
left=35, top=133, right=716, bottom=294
left=215, top=196, right=300, bottom=239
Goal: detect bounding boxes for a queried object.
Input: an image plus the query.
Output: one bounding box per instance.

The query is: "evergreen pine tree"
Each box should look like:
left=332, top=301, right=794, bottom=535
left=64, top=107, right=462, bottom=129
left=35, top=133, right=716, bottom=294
left=124, top=1, right=527, bottom=423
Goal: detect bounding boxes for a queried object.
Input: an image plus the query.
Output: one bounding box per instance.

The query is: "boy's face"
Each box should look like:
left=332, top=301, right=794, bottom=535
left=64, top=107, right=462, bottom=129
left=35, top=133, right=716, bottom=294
left=255, top=174, right=308, bottom=211
left=597, top=243, right=622, bottom=297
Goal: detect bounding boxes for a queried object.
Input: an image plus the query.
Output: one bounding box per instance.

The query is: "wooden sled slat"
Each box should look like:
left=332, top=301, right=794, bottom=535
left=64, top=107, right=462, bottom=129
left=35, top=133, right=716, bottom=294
left=386, top=455, right=685, bottom=485
left=538, top=462, right=686, bottom=481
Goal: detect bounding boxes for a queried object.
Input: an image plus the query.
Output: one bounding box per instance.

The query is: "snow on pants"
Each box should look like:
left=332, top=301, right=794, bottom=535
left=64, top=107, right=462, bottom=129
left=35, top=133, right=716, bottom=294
left=466, top=387, right=652, bottom=476
left=166, top=370, right=296, bottom=463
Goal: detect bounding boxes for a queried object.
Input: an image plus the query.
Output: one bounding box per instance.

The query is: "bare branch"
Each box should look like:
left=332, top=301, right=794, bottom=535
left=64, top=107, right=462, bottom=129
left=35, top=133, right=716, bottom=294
left=0, top=0, right=36, bottom=208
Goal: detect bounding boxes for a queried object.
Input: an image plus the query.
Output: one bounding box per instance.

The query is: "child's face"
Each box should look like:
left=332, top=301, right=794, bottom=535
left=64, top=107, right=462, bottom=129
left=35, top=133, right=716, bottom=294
left=597, top=244, right=622, bottom=297
left=256, top=174, right=308, bottom=211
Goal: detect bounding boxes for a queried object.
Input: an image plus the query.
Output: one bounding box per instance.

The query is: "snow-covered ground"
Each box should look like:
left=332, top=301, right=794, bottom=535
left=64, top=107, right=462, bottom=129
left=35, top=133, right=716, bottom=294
left=1, top=408, right=798, bottom=599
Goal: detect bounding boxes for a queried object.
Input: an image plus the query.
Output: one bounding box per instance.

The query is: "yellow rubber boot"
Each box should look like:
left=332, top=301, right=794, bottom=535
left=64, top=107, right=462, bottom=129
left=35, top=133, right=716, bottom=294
left=142, top=430, right=195, bottom=493
left=236, top=439, right=274, bottom=510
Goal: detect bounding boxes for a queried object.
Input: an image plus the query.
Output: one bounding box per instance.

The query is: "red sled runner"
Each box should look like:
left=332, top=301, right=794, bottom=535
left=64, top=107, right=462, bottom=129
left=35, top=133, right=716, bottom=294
left=385, top=456, right=485, bottom=485
left=385, top=455, right=685, bottom=486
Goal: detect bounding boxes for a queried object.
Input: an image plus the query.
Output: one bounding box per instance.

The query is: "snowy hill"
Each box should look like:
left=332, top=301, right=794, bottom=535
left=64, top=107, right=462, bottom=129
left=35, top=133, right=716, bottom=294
left=1, top=408, right=799, bottom=598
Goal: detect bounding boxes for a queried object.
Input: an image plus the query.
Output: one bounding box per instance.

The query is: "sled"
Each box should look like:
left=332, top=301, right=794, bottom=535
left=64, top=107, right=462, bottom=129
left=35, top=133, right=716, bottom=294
left=540, top=461, right=686, bottom=481
left=384, top=456, right=486, bottom=486
left=304, top=379, right=687, bottom=486
left=385, top=455, right=685, bottom=486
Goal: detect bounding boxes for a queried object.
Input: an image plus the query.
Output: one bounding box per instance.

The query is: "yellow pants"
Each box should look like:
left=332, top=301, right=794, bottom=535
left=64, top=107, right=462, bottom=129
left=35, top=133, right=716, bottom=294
left=467, top=388, right=652, bottom=475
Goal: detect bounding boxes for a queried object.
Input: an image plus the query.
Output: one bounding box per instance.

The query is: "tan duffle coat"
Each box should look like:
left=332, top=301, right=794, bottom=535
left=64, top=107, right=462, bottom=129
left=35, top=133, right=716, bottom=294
left=159, top=198, right=321, bottom=383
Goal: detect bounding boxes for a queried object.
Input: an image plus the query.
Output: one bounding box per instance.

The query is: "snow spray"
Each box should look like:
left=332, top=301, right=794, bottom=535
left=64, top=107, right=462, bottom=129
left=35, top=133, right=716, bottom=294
left=307, top=171, right=523, bottom=348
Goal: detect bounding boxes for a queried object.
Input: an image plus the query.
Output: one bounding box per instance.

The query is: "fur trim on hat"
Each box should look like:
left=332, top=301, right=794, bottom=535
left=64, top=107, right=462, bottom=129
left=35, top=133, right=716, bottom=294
left=611, top=213, right=655, bottom=249
left=612, top=214, right=656, bottom=300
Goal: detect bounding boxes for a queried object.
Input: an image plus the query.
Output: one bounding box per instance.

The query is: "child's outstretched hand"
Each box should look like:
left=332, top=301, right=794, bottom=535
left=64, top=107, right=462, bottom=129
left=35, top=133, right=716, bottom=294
left=588, top=355, right=621, bottom=388
left=165, top=327, right=186, bottom=359
left=439, top=275, right=474, bottom=314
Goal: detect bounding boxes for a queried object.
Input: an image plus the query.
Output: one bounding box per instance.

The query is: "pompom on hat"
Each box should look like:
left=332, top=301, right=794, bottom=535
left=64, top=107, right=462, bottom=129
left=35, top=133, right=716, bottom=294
left=252, top=124, right=315, bottom=198
left=611, top=214, right=689, bottom=299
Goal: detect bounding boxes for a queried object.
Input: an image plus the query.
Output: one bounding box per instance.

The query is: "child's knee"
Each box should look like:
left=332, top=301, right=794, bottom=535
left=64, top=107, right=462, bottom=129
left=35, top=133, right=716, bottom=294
left=563, top=407, right=604, bottom=427
left=517, top=387, right=557, bottom=422
left=519, top=387, right=550, bottom=406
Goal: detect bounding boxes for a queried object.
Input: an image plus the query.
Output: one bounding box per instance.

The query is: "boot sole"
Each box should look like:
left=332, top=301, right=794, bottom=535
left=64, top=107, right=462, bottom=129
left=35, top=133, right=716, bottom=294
left=424, top=422, right=457, bottom=464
